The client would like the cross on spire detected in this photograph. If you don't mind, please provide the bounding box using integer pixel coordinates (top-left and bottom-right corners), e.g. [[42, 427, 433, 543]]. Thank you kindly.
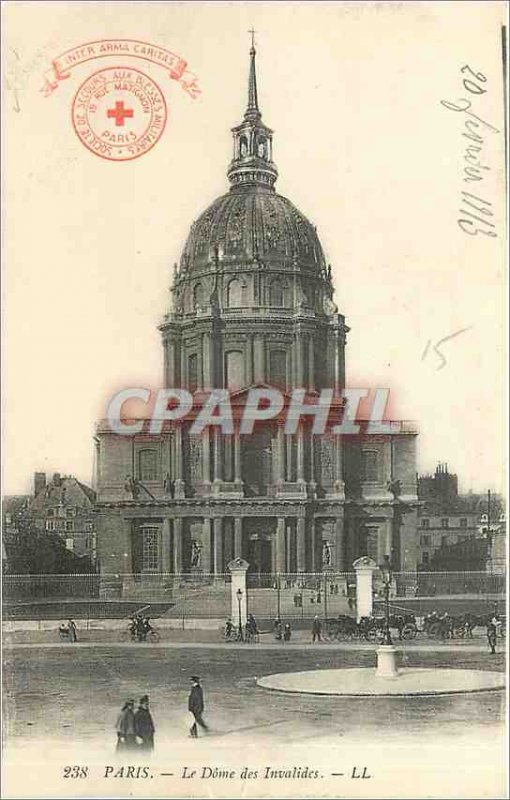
[[245, 30, 259, 118]]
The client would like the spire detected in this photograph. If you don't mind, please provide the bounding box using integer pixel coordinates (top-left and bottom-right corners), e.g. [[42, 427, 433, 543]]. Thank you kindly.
[[245, 29, 260, 120], [227, 36, 278, 191]]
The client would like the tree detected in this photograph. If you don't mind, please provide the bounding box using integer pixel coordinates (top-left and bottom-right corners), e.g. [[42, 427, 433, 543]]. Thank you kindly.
[[4, 510, 94, 574]]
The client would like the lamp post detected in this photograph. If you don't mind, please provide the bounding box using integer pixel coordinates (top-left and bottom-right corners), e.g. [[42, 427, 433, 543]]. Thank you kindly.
[[375, 554, 398, 678], [236, 588, 244, 641], [380, 555, 393, 646]]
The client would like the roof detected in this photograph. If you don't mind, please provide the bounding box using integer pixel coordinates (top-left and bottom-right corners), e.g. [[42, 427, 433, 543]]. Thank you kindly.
[[178, 188, 328, 280], [29, 476, 96, 512]]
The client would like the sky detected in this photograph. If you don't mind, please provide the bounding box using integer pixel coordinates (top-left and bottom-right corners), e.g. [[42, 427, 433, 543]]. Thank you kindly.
[[4, 1, 507, 497]]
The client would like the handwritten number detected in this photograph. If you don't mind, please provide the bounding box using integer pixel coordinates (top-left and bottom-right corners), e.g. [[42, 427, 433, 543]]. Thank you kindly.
[[422, 328, 472, 370], [461, 65, 487, 96], [461, 65, 487, 82], [463, 79, 487, 95]]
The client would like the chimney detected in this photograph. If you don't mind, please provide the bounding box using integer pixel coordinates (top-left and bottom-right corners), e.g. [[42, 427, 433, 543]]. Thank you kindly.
[[34, 472, 46, 497]]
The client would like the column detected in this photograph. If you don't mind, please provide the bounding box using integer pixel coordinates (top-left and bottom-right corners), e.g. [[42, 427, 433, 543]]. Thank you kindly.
[[297, 518, 306, 572], [213, 428, 222, 484], [180, 345, 187, 390], [334, 515, 345, 572], [202, 332, 213, 389], [285, 526, 292, 572], [297, 427, 305, 483], [295, 330, 304, 387], [234, 425, 242, 485], [234, 517, 243, 558], [310, 518, 316, 572], [201, 518, 212, 574], [333, 434, 345, 496], [174, 424, 185, 498], [308, 337, 315, 390], [213, 517, 223, 574], [276, 517, 286, 572], [254, 335, 265, 383], [166, 341, 176, 388], [161, 518, 171, 573], [202, 429, 211, 488], [173, 517, 183, 574], [277, 425, 285, 484]]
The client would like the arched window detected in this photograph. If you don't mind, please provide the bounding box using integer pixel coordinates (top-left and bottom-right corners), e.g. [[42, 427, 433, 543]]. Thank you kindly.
[[361, 450, 379, 483], [192, 283, 202, 309], [138, 449, 158, 482], [240, 136, 248, 157], [257, 137, 267, 159], [225, 350, 245, 389], [269, 349, 287, 388], [227, 278, 245, 307], [270, 280, 284, 307]]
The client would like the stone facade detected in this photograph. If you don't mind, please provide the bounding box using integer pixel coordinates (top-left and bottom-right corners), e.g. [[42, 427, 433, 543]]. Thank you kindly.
[[94, 45, 419, 587]]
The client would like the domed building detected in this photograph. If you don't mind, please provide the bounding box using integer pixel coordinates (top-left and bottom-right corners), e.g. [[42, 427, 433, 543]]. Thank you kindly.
[[94, 45, 419, 599]]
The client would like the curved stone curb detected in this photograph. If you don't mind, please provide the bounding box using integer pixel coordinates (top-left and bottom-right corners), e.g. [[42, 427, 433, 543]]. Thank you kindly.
[[257, 668, 506, 697]]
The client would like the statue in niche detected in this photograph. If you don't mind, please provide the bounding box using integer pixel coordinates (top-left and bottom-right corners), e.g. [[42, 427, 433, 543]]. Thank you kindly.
[[163, 473, 175, 498], [191, 540, 202, 568], [124, 475, 139, 500], [387, 478, 401, 497], [322, 541, 332, 567]]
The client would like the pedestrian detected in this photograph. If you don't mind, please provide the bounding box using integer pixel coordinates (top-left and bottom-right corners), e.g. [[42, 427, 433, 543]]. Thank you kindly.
[[487, 619, 497, 655], [283, 622, 292, 642], [311, 615, 322, 643], [134, 695, 155, 750], [115, 699, 136, 751], [188, 676, 208, 738], [67, 618, 77, 642]]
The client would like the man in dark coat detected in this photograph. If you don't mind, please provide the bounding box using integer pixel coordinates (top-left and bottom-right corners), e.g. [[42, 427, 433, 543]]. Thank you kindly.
[[67, 618, 77, 642], [487, 619, 497, 654], [115, 699, 136, 750], [134, 695, 155, 750], [311, 615, 322, 642], [188, 676, 208, 738]]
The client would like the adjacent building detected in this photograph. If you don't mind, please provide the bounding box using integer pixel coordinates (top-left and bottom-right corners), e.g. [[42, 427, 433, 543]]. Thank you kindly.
[[417, 464, 506, 573], [27, 472, 97, 559]]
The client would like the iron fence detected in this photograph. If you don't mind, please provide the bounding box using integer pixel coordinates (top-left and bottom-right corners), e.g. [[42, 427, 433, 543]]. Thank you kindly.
[[2, 569, 506, 623]]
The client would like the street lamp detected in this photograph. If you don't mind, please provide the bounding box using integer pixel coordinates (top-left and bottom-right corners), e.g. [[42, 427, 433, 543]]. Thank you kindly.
[[380, 555, 393, 646], [236, 588, 244, 641]]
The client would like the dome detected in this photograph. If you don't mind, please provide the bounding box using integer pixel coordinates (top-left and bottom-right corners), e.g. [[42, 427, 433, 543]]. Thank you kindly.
[[168, 43, 336, 318], [179, 187, 328, 278]]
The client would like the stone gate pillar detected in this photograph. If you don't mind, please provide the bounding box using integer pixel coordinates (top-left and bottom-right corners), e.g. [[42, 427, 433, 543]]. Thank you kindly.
[[353, 556, 378, 622], [228, 557, 249, 629]]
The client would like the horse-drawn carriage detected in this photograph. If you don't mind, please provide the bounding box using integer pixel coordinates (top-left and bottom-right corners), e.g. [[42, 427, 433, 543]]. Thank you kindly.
[[325, 613, 418, 642]]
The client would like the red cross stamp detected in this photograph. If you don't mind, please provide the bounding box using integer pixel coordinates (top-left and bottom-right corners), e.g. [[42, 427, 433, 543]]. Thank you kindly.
[[71, 66, 167, 161]]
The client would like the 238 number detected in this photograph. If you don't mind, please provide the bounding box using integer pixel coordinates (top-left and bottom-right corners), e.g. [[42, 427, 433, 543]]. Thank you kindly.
[[63, 766, 89, 779]]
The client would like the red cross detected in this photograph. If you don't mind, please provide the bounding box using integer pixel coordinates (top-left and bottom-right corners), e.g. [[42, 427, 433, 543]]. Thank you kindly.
[[107, 100, 134, 127]]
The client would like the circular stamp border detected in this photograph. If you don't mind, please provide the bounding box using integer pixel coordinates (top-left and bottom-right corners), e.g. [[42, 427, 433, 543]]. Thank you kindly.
[[71, 65, 168, 162]]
